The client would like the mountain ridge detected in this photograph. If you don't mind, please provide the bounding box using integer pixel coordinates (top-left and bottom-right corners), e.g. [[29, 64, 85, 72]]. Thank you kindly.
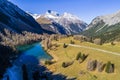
[[81, 10, 120, 42], [0, 0, 55, 34], [29, 10, 88, 35]]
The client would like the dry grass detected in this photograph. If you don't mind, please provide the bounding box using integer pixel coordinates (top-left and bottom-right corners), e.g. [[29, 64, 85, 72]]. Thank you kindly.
[[46, 37, 120, 80]]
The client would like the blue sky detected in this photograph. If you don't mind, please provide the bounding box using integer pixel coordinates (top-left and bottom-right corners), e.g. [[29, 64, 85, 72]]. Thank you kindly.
[[9, 0, 120, 23]]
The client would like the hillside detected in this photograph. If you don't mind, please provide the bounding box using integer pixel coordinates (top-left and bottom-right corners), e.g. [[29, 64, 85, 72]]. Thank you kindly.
[[81, 11, 120, 43], [0, 0, 54, 78], [0, 0, 55, 34]]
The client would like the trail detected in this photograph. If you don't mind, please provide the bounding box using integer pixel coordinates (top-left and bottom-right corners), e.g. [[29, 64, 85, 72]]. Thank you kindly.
[[58, 43, 120, 56]]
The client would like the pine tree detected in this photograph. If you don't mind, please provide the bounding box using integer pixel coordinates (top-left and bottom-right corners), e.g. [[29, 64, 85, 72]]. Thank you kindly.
[[76, 52, 81, 60], [63, 43, 67, 48], [105, 61, 114, 73]]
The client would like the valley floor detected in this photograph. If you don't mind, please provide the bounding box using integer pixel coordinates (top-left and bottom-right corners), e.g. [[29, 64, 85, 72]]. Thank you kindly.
[[45, 37, 120, 80]]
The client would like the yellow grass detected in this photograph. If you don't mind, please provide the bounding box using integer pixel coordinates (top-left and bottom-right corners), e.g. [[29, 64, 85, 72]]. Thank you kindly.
[[46, 37, 120, 80]]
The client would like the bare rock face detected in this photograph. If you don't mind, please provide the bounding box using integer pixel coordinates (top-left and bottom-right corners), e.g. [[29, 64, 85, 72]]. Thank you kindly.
[[87, 60, 97, 71]]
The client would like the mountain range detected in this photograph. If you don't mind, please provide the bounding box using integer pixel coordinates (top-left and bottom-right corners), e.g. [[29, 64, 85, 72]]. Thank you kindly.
[[0, 0, 55, 35], [81, 11, 120, 42], [1, 0, 120, 42], [29, 10, 88, 35]]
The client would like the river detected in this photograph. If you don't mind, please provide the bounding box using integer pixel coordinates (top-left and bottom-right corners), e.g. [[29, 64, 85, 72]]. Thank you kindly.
[[2, 43, 52, 80]]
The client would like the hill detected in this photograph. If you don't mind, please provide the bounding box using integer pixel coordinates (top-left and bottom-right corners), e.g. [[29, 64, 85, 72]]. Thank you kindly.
[[81, 11, 120, 43]]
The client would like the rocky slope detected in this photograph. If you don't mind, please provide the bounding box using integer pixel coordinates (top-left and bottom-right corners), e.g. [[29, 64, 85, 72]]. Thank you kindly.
[[0, 0, 53, 78], [81, 10, 120, 42], [0, 0, 53, 34], [30, 10, 88, 35]]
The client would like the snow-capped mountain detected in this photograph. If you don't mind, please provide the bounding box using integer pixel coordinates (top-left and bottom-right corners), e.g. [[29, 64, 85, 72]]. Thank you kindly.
[[0, 0, 53, 34], [97, 11, 120, 26], [31, 10, 88, 35], [81, 10, 120, 42], [27, 11, 41, 19]]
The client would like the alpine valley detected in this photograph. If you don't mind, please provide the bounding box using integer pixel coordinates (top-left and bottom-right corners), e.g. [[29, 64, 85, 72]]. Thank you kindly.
[[0, 0, 120, 80]]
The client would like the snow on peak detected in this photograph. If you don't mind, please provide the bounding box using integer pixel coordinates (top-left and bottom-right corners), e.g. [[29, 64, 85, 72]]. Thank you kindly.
[[32, 14, 41, 19], [98, 10, 120, 25], [29, 10, 86, 24], [26, 11, 41, 19], [62, 12, 80, 20]]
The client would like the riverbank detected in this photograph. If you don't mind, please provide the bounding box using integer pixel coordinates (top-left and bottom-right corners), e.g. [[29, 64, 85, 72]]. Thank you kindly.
[[41, 42, 58, 62]]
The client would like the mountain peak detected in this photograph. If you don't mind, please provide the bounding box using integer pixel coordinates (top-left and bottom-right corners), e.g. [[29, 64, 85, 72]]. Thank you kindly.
[[62, 12, 80, 20], [96, 10, 120, 26], [33, 10, 87, 34]]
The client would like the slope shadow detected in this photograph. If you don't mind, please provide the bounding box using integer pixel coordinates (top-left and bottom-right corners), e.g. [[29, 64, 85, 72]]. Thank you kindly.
[[1, 54, 76, 80]]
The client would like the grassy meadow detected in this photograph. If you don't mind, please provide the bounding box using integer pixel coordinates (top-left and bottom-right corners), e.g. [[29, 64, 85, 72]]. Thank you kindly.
[[45, 37, 120, 80]]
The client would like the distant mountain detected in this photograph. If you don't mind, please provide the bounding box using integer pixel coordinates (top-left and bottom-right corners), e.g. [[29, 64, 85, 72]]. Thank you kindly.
[[0, 0, 53, 34], [30, 10, 88, 35], [81, 11, 120, 42]]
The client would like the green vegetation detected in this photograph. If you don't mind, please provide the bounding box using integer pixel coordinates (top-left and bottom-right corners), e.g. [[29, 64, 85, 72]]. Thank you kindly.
[[76, 52, 81, 60], [70, 40, 75, 44], [63, 43, 68, 48], [76, 52, 88, 63], [45, 60, 55, 65], [81, 22, 120, 43], [105, 61, 114, 73], [62, 61, 74, 68]]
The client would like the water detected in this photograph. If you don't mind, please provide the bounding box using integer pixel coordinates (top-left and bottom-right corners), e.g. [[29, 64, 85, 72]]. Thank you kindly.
[[2, 43, 52, 80], [17, 43, 52, 60]]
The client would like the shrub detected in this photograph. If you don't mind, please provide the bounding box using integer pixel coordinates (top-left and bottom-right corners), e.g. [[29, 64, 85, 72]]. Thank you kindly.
[[76, 52, 88, 63], [76, 52, 81, 60], [111, 42, 115, 46], [105, 61, 114, 73], [80, 54, 88, 63], [63, 43, 68, 48], [62, 61, 74, 68], [70, 40, 75, 44], [45, 60, 55, 65]]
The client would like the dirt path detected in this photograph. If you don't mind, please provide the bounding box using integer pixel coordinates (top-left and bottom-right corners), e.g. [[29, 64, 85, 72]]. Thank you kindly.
[[58, 43, 120, 56]]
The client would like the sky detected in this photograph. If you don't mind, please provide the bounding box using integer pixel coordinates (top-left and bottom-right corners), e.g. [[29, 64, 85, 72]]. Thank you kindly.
[[9, 0, 120, 23]]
